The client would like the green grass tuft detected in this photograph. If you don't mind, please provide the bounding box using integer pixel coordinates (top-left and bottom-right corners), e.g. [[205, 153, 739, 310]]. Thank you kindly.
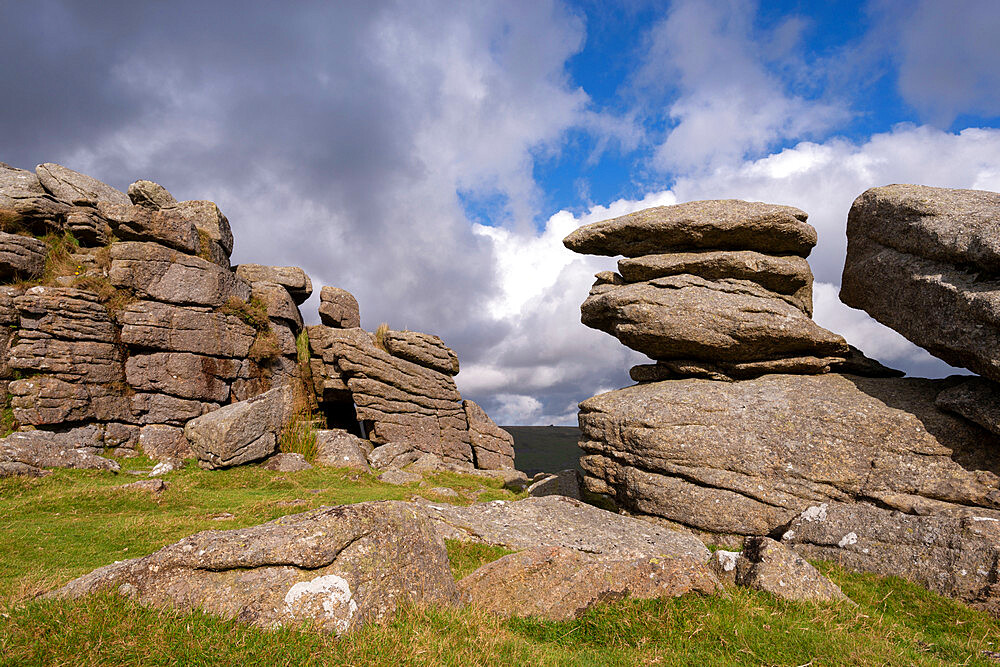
[[445, 540, 515, 580]]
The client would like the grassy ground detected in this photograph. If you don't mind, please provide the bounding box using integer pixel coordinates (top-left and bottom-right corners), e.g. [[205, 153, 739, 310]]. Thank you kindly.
[[3, 457, 1000, 666]]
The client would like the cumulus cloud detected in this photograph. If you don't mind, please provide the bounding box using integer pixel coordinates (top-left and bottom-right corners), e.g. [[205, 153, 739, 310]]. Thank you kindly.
[[876, 0, 1000, 125], [634, 0, 848, 173]]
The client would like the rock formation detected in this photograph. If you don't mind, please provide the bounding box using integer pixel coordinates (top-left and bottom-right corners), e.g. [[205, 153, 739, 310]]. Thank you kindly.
[[565, 200, 851, 382], [565, 194, 1000, 612], [0, 160, 513, 475]]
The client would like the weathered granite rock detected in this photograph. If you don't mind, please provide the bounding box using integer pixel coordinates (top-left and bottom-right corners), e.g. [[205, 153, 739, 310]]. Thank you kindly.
[[0, 426, 119, 471], [323, 327, 473, 464], [9, 376, 128, 425], [563, 200, 816, 258], [109, 242, 250, 306], [138, 425, 193, 460], [314, 430, 371, 471], [463, 400, 515, 470], [383, 331, 459, 375], [103, 204, 200, 255], [128, 393, 217, 426], [171, 200, 234, 264], [235, 265, 313, 305], [0, 461, 51, 478], [127, 180, 176, 209], [104, 423, 140, 450], [64, 209, 111, 245], [251, 281, 303, 330], [319, 286, 360, 328], [0, 232, 47, 279], [459, 545, 720, 620], [49, 501, 459, 635], [618, 250, 814, 314], [125, 352, 242, 402], [15, 287, 117, 342], [262, 452, 313, 472], [0, 163, 69, 232], [416, 495, 709, 561], [782, 501, 1000, 610], [936, 377, 1000, 436], [185, 386, 293, 469], [841, 184, 1000, 382], [527, 470, 582, 500], [149, 458, 183, 477], [630, 355, 844, 383], [367, 442, 420, 470], [9, 332, 124, 383], [120, 301, 255, 358], [35, 163, 130, 208], [582, 274, 848, 363], [829, 345, 905, 378], [736, 537, 848, 603], [0, 286, 22, 324], [579, 374, 1000, 537]]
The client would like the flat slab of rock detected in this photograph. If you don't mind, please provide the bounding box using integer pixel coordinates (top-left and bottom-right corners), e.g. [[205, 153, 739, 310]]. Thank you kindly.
[[459, 545, 720, 620], [185, 386, 293, 469], [842, 184, 1000, 382], [782, 501, 1000, 611], [125, 352, 241, 402], [581, 274, 847, 363], [35, 162, 131, 208], [0, 461, 51, 478], [563, 200, 816, 258], [382, 330, 459, 375], [109, 242, 249, 307], [416, 495, 709, 561], [0, 427, 119, 471], [49, 501, 458, 635], [235, 265, 312, 305], [579, 374, 1000, 536], [120, 301, 255, 358], [618, 250, 813, 314]]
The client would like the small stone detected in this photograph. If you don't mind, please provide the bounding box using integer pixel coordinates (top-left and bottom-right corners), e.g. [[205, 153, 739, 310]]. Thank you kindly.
[[127, 180, 177, 209], [319, 286, 360, 328], [120, 478, 168, 494], [262, 453, 313, 472], [149, 458, 184, 477]]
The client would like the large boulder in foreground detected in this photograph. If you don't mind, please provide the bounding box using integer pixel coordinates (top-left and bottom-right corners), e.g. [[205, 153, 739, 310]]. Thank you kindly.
[[185, 385, 294, 469], [782, 501, 1000, 612], [841, 184, 1000, 382], [416, 495, 709, 561], [578, 374, 1000, 537], [562, 199, 816, 257], [459, 545, 720, 621], [49, 501, 458, 635]]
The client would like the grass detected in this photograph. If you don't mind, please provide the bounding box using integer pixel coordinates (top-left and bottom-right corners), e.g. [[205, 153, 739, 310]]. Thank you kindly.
[[375, 322, 389, 351], [2, 460, 1000, 665], [278, 408, 320, 460]]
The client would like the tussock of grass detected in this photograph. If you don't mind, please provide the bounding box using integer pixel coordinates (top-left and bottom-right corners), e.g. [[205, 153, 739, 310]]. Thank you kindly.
[[295, 329, 311, 364], [278, 409, 319, 460], [220, 296, 270, 331], [40, 231, 81, 284], [445, 540, 515, 580], [374, 322, 389, 351]]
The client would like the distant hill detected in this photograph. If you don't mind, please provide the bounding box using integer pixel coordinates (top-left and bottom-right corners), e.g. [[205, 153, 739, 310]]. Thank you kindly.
[[500, 426, 581, 476]]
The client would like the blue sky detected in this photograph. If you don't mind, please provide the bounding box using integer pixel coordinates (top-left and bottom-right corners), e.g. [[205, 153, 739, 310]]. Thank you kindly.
[[3, 0, 1000, 424]]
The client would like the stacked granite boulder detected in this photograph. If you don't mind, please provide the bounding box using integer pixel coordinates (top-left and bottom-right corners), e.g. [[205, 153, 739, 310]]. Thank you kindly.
[[564, 199, 851, 381], [0, 160, 514, 476], [565, 196, 1000, 613], [306, 288, 515, 470]]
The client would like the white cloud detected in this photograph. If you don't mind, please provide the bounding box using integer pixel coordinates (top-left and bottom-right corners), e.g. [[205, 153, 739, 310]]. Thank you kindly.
[[636, 0, 848, 173], [882, 0, 1000, 124]]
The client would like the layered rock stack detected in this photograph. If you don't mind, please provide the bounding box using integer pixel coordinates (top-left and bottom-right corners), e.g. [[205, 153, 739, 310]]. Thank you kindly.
[[307, 291, 514, 470], [564, 200, 851, 381], [565, 196, 1000, 612], [0, 160, 514, 474]]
